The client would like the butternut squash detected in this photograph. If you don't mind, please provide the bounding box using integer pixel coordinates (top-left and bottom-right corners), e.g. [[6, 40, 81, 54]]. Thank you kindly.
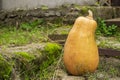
[[63, 10, 99, 75]]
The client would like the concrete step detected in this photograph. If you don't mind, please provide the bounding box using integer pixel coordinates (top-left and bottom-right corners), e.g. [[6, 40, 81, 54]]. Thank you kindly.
[[48, 34, 120, 57], [105, 18, 120, 26]]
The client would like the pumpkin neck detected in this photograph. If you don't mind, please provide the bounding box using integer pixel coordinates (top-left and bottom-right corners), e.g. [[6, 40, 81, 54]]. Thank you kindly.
[[86, 10, 93, 20]]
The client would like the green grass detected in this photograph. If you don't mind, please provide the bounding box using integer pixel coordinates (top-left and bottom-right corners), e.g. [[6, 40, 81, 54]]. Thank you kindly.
[[0, 18, 64, 46], [0, 17, 120, 47], [0, 55, 12, 79], [0, 28, 46, 46], [0, 25, 54, 46]]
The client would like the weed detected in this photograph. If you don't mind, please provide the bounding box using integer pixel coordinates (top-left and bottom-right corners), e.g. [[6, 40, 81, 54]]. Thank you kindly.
[[39, 43, 62, 79], [20, 19, 44, 31], [14, 52, 38, 79], [0, 54, 12, 80], [115, 32, 120, 42], [108, 66, 119, 77], [11, 43, 62, 80], [96, 18, 118, 36]]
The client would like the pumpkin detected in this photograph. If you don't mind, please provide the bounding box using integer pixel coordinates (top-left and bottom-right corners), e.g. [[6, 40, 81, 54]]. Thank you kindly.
[[63, 10, 99, 75]]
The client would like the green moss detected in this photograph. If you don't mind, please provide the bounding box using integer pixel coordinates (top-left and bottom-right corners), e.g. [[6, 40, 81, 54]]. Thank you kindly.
[[14, 52, 35, 62], [44, 42, 62, 55], [61, 30, 69, 35], [41, 5, 49, 10], [40, 43, 62, 79], [20, 19, 45, 31], [41, 42, 62, 67], [81, 6, 93, 15], [81, 6, 88, 13], [12, 43, 62, 80], [0, 55, 12, 79], [14, 52, 37, 79], [74, 4, 81, 10]]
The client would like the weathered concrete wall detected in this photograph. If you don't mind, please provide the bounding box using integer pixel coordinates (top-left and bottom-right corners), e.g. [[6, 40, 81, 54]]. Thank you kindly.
[[0, 0, 2, 10], [0, 6, 120, 26], [2, 0, 96, 11]]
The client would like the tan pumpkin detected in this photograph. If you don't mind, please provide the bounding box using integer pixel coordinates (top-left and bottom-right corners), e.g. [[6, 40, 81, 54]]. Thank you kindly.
[[63, 10, 99, 75]]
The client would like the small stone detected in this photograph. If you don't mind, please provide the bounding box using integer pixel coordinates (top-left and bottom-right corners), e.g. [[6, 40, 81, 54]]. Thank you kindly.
[[0, 12, 7, 20], [62, 76, 85, 80], [96, 72, 109, 79], [97, 73, 104, 79], [56, 12, 61, 16], [45, 11, 55, 17], [109, 77, 120, 80], [55, 69, 67, 78]]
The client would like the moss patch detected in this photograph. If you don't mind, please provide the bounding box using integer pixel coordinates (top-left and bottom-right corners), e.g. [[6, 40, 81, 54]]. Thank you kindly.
[[39, 42, 62, 79], [14, 52, 35, 62], [13, 52, 37, 79]]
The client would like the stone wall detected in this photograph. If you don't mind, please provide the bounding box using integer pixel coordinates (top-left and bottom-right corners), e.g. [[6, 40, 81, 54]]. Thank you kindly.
[[0, 0, 1, 9], [0, 6, 120, 27], [1, 0, 97, 11]]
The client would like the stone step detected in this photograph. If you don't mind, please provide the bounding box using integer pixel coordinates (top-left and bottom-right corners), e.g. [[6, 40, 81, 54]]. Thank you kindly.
[[105, 18, 120, 26], [48, 34, 120, 57], [0, 42, 62, 80], [99, 48, 120, 56]]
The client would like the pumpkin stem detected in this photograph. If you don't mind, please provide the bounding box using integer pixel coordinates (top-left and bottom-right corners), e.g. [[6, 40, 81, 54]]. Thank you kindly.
[[87, 10, 93, 19]]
